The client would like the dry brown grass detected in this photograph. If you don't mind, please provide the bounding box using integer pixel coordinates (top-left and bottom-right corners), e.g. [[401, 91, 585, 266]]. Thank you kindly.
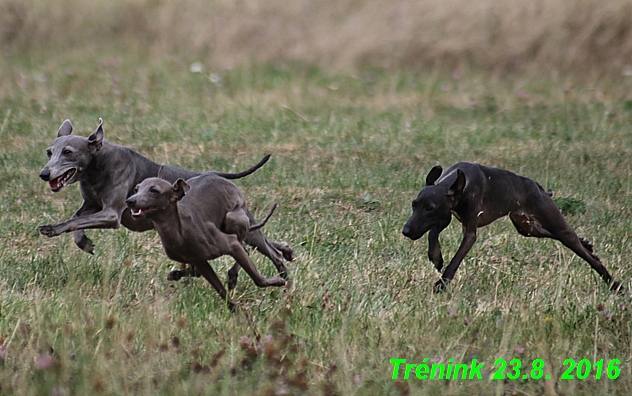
[[2, 0, 632, 78]]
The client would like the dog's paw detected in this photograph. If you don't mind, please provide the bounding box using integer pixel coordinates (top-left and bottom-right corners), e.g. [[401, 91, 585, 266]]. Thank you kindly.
[[168, 265, 200, 281], [432, 258, 444, 273], [77, 236, 95, 255], [275, 265, 289, 281], [167, 270, 184, 281], [579, 237, 594, 253], [227, 272, 239, 291], [433, 279, 449, 293], [39, 224, 60, 237], [268, 276, 288, 287], [278, 242, 294, 262], [610, 281, 625, 294]]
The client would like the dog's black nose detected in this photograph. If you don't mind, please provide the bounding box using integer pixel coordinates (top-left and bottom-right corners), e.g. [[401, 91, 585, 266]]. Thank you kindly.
[[402, 226, 411, 237], [125, 198, 135, 206], [39, 169, 50, 181]]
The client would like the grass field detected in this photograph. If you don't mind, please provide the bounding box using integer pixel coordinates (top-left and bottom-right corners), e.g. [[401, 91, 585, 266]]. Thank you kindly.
[[1, 4, 632, 392]]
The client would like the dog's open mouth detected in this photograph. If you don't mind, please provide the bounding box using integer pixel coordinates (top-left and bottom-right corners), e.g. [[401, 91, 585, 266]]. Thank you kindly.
[[130, 206, 158, 217], [49, 168, 76, 192]]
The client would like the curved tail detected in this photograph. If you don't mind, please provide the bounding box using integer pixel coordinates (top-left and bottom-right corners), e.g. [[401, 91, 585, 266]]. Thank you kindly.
[[213, 154, 271, 180], [249, 203, 278, 231]]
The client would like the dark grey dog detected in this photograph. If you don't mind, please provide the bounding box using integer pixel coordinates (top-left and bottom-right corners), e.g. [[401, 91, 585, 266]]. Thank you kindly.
[[38, 118, 292, 283], [125, 169, 286, 310], [403, 162, 621, 292]]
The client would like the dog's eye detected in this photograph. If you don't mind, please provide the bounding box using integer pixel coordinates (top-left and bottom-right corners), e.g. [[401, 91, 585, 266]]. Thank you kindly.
[[46, 149, 52, 158], [62, 149, 72, 155], [133, 186, 139, 193], [412, 201, 418, 210], [150, 188, 159, 194]]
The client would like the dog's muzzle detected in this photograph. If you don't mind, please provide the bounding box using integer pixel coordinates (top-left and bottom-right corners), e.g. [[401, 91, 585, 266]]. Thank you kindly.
[[42, 168, 77, 192], [39, 168, 50, 181], [402, 225, 415, 239]]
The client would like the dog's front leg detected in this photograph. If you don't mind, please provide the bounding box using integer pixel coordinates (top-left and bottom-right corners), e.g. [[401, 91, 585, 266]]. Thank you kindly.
[[189, 260, 236, 311], [40, 191, 127, 238], [73, 231, 94, 254], [434, 225, 477, 292], [71, 203, 100, 254], [427, 227, 444, 272], [39, 208, 121, 237]]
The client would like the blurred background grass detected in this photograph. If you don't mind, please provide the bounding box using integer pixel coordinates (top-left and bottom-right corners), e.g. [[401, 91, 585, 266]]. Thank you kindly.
[[1, 0, 632, 79]]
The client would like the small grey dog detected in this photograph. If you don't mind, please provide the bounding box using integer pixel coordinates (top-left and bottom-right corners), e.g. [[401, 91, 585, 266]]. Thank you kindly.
[[403, 162, 621, 292], [38, 118, 292, 284], [125, 168, 286, 309]]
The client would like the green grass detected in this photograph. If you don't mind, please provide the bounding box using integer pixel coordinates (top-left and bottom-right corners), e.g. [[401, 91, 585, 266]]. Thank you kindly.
[[1, 53, 632, 395]]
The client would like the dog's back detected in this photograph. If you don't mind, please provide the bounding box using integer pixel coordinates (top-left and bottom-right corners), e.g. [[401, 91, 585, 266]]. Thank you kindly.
[[179, 173, 248, 228], [442, 162, 552, 219]]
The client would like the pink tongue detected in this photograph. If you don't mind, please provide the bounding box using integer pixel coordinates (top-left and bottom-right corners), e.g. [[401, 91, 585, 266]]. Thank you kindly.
[[49, 178, 61, 190]]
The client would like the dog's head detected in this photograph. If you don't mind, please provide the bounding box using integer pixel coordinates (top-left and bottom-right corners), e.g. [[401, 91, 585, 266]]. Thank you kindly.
[[39, 118, 104, 192], [402, 165, 465, 240], [125, 166, 190, 218]]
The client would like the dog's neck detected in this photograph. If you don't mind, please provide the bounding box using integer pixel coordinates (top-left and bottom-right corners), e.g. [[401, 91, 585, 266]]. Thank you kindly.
[[151, 203, 186, 250], [81, 143, 116, 180]]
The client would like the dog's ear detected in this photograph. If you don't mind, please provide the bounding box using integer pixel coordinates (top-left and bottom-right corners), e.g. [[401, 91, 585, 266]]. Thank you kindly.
[[57, 119, 73, 137], [447, 169, 466, 196], [172, 179, 190, 201], [157, 165, 166, 180], [425, 165, 443, 186], [88, 118, 104, 154]]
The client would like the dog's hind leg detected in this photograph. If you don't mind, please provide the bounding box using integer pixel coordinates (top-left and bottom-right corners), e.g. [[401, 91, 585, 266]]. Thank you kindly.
[[245, 208, 293, 261], [225, 204, 280, 291], [267, 240, 294, 262], [224, 208, 252, 241], [227, 231, 291, 291], [509, 211, 556, 239], [226, 263, 241, 291], [553, 228, 619, 291], [553, 230, 619, 291], [166, 206, 252, 285], [244, 229, 290, 279], [222, 207, 255, 291], [510, 210, 620, 291], [226, 236, 287, 289]]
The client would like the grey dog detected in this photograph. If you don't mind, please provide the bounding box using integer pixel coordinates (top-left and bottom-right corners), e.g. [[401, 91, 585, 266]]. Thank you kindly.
[[403, 162, 621, 292], [39, 118, 292, 285], [125, 168, 286, 310]]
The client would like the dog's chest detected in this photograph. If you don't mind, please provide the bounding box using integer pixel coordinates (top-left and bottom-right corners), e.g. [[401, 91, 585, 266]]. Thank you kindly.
[[79, 182, 107, 207]]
